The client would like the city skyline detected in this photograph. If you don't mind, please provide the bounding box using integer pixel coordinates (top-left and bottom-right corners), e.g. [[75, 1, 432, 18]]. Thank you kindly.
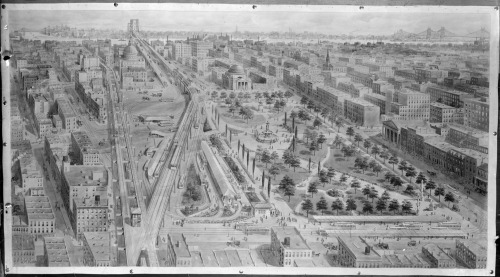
[[10, 10, 490, 36]]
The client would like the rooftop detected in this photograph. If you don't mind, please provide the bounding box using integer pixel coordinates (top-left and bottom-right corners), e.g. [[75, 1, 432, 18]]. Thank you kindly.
[[83, 232, 111, 262], [13, 234, 35, 251], [272, 226, 310, 250], [457, 240, 487, 257], [337, 236, 382, 261], [423, 243, 454, 261], [430, 102, 458, 109], [64, 165, 108, 187], [169, 233, 191, 258]]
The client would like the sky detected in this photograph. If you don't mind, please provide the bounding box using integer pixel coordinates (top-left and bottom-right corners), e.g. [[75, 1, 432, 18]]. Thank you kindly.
[[9, 10, 491, 36]]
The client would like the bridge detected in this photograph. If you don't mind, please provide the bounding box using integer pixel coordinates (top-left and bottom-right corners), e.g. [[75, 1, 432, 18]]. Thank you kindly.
[[392, 27, 490, 40]]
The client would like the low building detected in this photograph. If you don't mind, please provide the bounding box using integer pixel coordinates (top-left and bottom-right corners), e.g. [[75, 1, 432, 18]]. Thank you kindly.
[[463, 97, 489, 132], [82, 232, 112, 266], [13, 234, 36, 266], [25, 196, 55, 235], [337, 236, 382, 268], [344, 98, 380, 127], [429, 102, 462, 124], [19, 155, 43, 194], [270, 226, 312, 267], [421, 244, 456, 268], [166, 233, 192, 267], [71, 131, 100, 166], [72, 197, 109, 238], [44, 237, 71, 267], [455, 240, 487, 269], [56, 98, 78, 131]]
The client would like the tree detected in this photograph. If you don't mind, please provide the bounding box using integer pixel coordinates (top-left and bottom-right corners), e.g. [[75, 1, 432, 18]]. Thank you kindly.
[[303, 128, 312, 143], [301, 111, 312, 123], [388, 199, 400, 214], [405, 184, 415, 195], [335, 119, 344, 132], [313, 106, 321, 116], [229, 91, 236, 99], [381, 190, 391, 202], [274, 100, 283, 113], [321, 108, 330, 119], [282, 150, 293, 167], [379, 150, 390, 163], [220, 91, 227, 99], [355, 157, 369, 173], [371, 145, 380, 158], [425, 180, 436, 197], [301, 199, 314, 217], [362, 184, 371, 199], [290, 110, 298, 121], [228, 105, 236, 116], [354, 133, 363, 146], [368, 159, 378, 170], [225, 97, 233, 105], [211, 91, 218, 99], [384, 172, 395, 183], [346, 198, 357, 212], [240, 107, 254, 123], [350, 179, 361, 194], [362, 202, 373, 214], [310, 131, 318, 144], [444, 192, 456, 207], [388, 155, 399, 170], [277, 91, 284, 99], [285, 90, 293, 99], [416, 172, 427, 187], [373, 164, 383, 176], [331, 198, 344, 215], [271, 151, 279, 163], [369, 186, 378, 203], [317, 133, 326, 148], [235, 99, 242, 107], [254, 92, 262, 101], [237, 92, 244, 99], [261, 150, 271, 167], [401, 200, 413, 215], [346, 126, 355, 138], [340, 173, 348, 185], [263, 92, 270, 99], [313, 117, 322, 129], [290, 156, 301, 172], [307, 100, 315, 111], [308, 181, 319, 198], [327, 167, 336, 183], [279, 175, 294, 191], [398, 160, 408, 176], [309, 140, 318, 155], [434, 187, 445, 202], [316, 197, 328, 215], [269, 165, 280, 180], [319, 173, 329, 188], [363, 140, 372, 152], [328, 113, 336, 126], [391, 176, 403, 190], [333, 135, 343, 149], [405, 165, 417, 183], [284, 183, 296, 202], [300, 96, 308, 107], [376, 198, 387, 214]]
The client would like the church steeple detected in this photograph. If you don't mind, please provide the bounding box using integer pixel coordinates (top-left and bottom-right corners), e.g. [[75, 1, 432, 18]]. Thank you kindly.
[[326, 49, 330, 64]]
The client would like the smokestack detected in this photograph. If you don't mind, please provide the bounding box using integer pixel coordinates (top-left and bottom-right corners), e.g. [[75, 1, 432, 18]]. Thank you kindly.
[[365, 246, 371, 255]]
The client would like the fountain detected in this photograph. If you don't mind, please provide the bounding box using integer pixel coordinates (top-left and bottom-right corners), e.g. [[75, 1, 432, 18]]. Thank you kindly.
[[255, 121, 278, 143]]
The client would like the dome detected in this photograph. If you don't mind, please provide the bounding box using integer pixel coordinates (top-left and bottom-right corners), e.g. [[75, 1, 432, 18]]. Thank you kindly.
[[123, 41, 138, 60], [228, 64, 245, 75]]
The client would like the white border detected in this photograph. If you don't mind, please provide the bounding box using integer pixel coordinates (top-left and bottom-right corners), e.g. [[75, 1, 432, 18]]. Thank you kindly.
[[2, 3, 498, 276]]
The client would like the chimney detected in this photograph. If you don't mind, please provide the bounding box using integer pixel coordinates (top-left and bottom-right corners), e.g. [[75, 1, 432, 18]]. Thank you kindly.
[[175, 241, 180, 247], [95, 195, 100, 203], [365, 246, 371, 255], [283, 237, 290, 246]]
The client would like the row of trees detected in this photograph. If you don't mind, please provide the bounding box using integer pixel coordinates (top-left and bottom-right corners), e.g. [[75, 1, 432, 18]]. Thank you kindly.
[[354, 156, 383, 175], [301, 196, 349, 217], [227, 99, 255, 123]]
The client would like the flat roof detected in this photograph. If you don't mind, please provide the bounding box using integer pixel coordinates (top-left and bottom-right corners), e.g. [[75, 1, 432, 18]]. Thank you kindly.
[[272, 226, 310, 250], [83, 232, 111, 262], [64, 165, 108, 187], [13, 234, 35, 251], [457, 240, 487, 257], [169, 233, 191, 258], [313, 215, 446, 223], [423, 243, 454, 261], [337, 236, 382, 261]]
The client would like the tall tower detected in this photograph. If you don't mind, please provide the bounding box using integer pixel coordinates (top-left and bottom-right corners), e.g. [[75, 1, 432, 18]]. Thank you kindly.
[[128, 19, 140, 34]]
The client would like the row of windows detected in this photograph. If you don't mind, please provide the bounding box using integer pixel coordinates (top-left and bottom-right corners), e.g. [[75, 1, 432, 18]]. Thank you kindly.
[[30, 221, 54, 226], [284, 251, 311, 258]]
